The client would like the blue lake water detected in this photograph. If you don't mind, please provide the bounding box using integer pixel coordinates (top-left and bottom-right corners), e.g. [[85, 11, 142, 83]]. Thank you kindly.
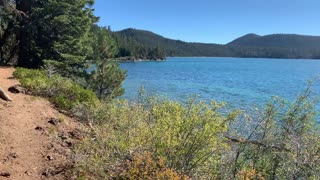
[[120, 57, 320, 110]]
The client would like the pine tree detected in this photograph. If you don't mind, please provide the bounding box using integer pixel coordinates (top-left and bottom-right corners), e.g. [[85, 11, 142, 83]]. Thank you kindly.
[[0, 0, 19, 65], [87, 25, 127, 100], [89, 25, 119, 61], [88, 62, 127, 100], [16, 0, 96, 78]]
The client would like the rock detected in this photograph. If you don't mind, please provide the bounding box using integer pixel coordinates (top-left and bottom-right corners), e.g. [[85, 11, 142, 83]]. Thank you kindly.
[[0, 87, 12, 101], [65, 140, 73, 147], [58, 133, 68, 140], [35, 126, 44, 131], [0, 171, 10, 177], [42, 165, 69, 177], [68, 129, 84, 140], [47, 143, 54, 150], [3, 152, 18, 163], [25, 170, 33, 176], [47, 155, 54, 161], [48, 118, 59, 126], [8, 85, 26, 94], [8, 152, 17, 159]]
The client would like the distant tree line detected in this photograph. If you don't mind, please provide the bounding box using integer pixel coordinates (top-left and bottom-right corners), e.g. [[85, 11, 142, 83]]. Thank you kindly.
[[113, 31, 166, 60], [113, 28, 320, 59]]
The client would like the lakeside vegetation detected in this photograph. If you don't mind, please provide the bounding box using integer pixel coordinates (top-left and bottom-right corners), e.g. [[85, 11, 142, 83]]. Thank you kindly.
[[13, 67, 320, 179], [1, 0, 320, 179]]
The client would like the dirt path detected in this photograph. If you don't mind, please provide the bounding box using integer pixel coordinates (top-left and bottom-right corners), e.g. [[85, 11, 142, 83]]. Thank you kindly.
[[0, 67, 81, 179]]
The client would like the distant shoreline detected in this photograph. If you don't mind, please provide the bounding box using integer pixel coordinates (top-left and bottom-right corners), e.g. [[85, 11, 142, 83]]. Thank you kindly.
[[167, 56, 320, 60], [117, 56, 166, 62]]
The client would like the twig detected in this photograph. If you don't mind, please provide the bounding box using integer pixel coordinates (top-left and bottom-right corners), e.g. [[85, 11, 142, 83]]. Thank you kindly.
[[225, 135, 290, 152]]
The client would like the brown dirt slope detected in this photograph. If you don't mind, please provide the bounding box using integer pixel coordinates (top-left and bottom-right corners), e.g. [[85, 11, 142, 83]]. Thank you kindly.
[[0, 67, 82, 180]]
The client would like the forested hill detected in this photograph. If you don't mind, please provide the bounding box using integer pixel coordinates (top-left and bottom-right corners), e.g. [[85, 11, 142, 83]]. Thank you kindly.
[[114, 28, 233, 58], [228, 34, 320, 49], [114, 28, 320, 59]]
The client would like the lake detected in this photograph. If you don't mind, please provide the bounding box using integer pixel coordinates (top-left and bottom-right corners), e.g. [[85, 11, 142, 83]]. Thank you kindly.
[[120, 57, 320, 110]]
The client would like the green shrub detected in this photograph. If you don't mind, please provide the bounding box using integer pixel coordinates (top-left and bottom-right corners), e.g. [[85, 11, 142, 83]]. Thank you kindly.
[[13, 68, 99, 110], [74, 86, 320, 179], [74, 97, 240, 179], [118, 151, 188, 180], [222, 86, 320, 179]]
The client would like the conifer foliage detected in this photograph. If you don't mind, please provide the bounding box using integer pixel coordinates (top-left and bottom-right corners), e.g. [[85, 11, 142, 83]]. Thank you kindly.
[[15, 0, 95, 76], [0, 0, 127, 99]]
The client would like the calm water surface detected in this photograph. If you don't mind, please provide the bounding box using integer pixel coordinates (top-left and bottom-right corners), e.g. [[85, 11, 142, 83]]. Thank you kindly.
[[120, 57, 320, 110]]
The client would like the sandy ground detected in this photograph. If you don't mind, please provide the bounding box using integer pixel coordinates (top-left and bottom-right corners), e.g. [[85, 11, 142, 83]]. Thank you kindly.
[[0, 67, 82, 179]]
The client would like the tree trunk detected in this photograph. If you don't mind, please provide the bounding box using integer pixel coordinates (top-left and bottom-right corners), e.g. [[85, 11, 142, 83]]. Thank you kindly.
[[0, 87, 12, 101], [0, 20, 14, 48], [16, 0, 33, 68]]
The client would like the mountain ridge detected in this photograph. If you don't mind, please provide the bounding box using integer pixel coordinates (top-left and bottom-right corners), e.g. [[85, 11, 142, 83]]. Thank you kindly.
[[114, 28, 320, 59], [228, 33, 320, 49]]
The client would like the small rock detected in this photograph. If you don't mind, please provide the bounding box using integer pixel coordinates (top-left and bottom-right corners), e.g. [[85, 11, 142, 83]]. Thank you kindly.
[[0, 171, 10, 177], [42, 167, 62, 177], [8, 85, 26, 94], [48, 118, 59, 126], [47, 143, 54, 150], [25, 170, 33, 176], [47, 155, 54, 161], [65, 140, 73, 147], [35, 126, 44, 131], [8, 152, 17, 159], [68, 130, 83, 140], [3, 152, 18, 163], [58, 133, 68, 140]]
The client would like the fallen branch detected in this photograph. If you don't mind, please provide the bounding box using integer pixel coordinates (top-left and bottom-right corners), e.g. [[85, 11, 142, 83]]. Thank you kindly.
[[225, 135, 290, 152], [0, 87, 12, 101]]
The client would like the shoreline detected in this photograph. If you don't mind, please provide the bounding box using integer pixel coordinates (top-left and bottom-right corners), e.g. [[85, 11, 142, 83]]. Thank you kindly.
[[116, 56, 166, 62]]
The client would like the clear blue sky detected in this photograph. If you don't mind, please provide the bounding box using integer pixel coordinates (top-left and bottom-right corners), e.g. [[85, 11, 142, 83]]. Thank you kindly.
[[93, 0, 319, 44]]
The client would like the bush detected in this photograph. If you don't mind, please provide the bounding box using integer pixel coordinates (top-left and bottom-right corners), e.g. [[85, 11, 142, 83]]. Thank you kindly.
[[13, 67, 99, 110], [74, 97, 240, 179], [74, 86, 320, 179], [118, 152, 187, 180], [222, 86, 320, 179]]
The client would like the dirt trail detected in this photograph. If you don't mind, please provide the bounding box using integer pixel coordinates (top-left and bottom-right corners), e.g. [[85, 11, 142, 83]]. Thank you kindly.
[[0, 67, 81, 179]]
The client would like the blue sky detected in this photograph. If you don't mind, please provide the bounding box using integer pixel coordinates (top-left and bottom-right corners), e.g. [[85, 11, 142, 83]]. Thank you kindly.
[[93, 0, 319, 44]]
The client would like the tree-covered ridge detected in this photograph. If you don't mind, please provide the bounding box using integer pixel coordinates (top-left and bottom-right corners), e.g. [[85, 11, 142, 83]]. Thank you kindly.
[[115, 28, 232, 58], [114, 28, 320, 59], [227, 33, 320, 59], [113, 28, 166, 60], [228, 33, 320, 49]]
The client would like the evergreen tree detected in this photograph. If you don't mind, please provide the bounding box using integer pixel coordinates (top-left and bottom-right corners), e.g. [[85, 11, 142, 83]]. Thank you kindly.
[[87, 25, 127, 100], [0, 0, 19, 65], [16, 0, 96, 78], [89, 25, 119, 61], [88, 62, 127, 100]]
